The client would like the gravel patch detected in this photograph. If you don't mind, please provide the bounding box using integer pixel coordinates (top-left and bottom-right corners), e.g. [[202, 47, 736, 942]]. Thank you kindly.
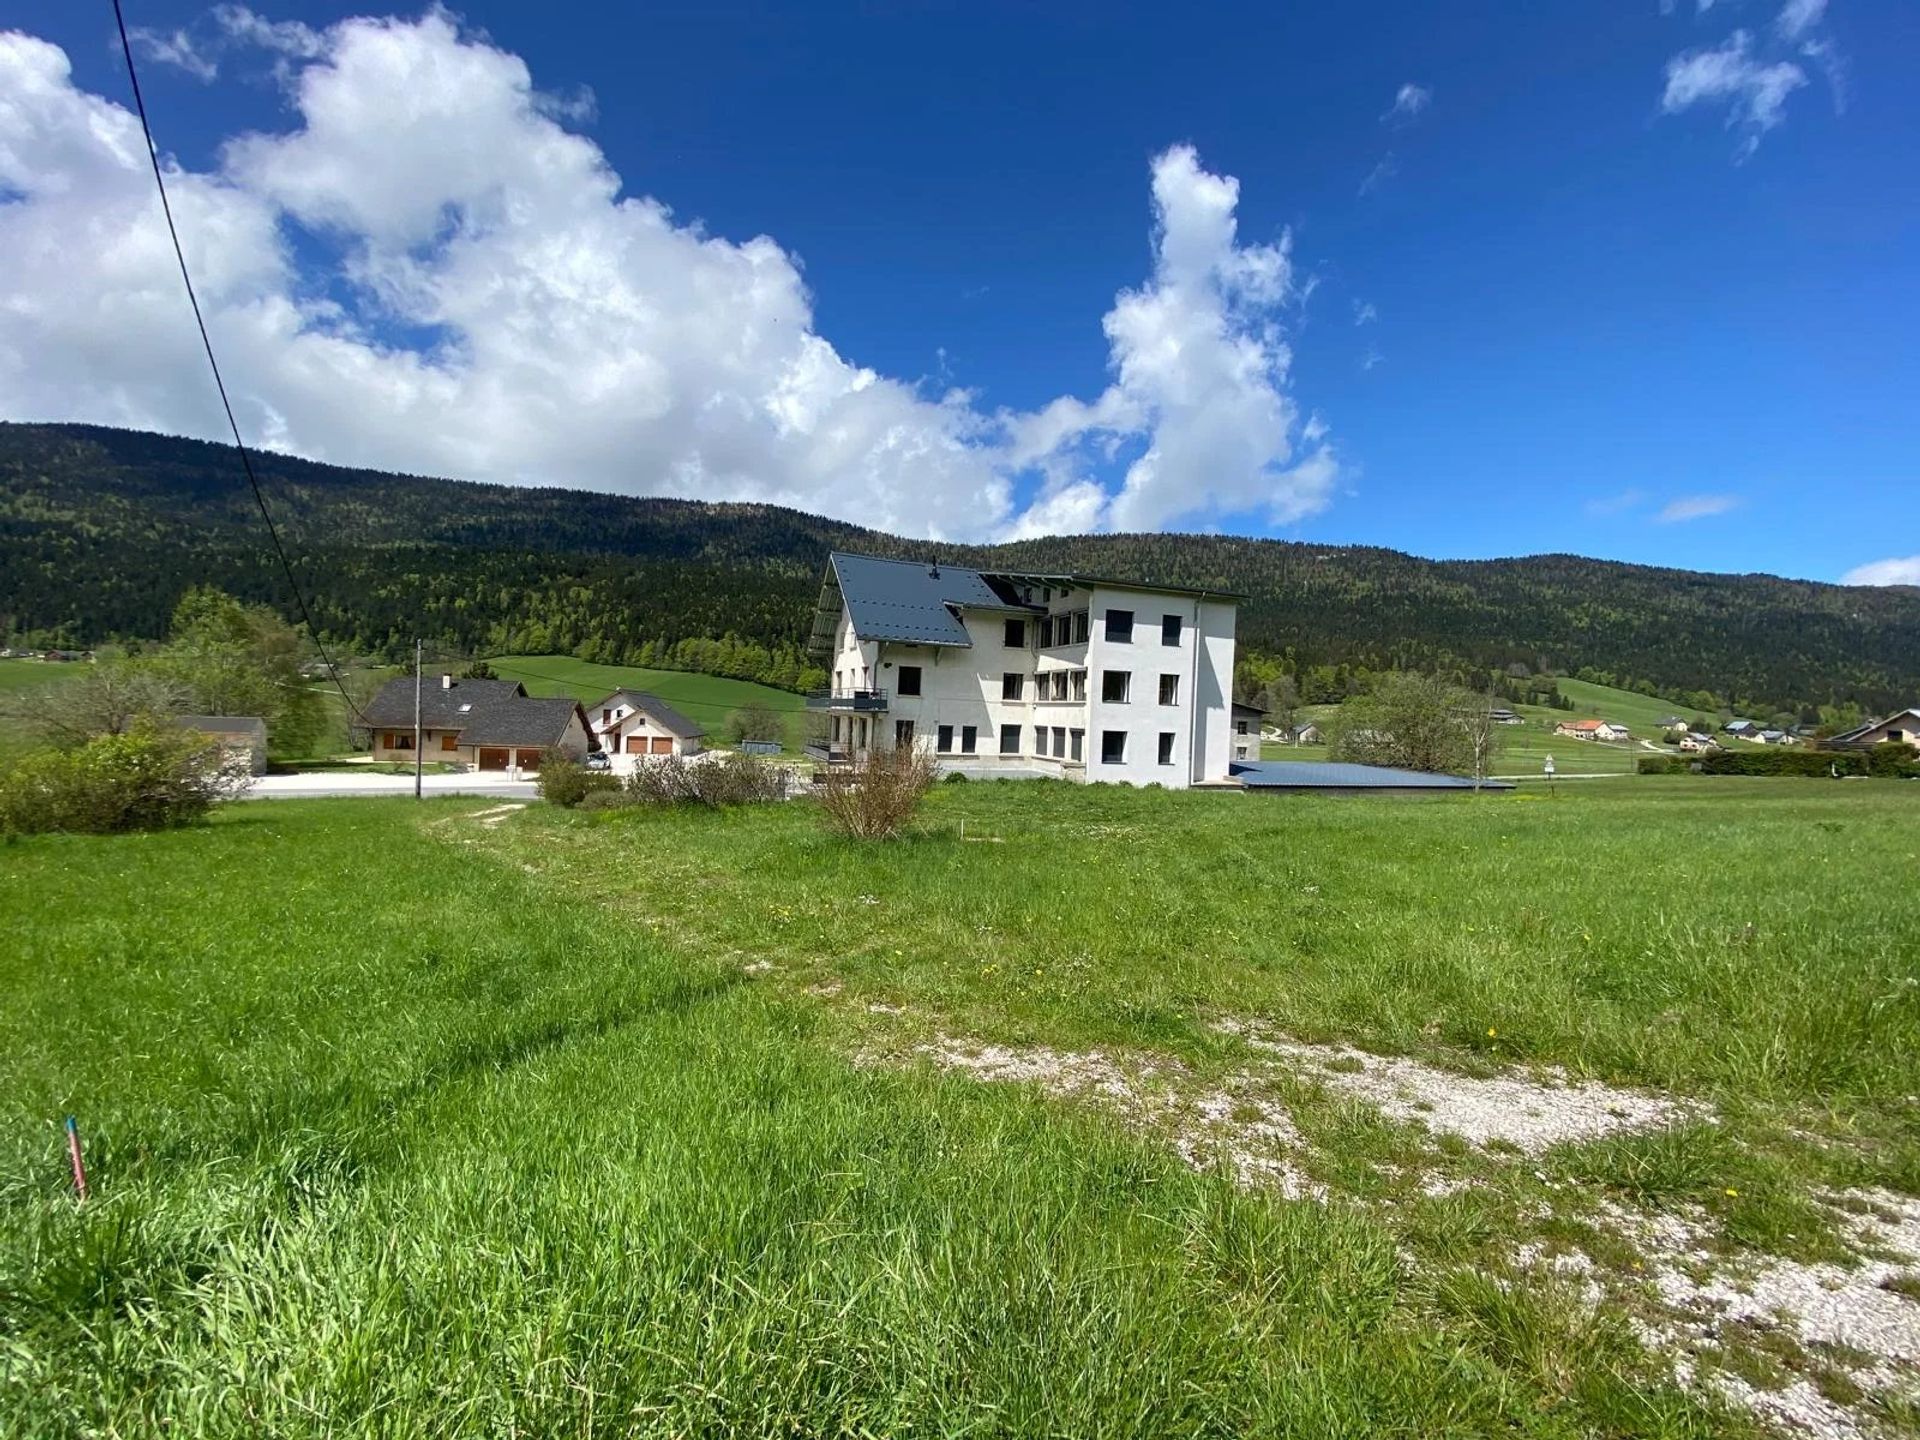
[[1215, 1017, 1696, 1153], [1557, 1192, 1920, 1438], [883, 1036, 1322, 1200]]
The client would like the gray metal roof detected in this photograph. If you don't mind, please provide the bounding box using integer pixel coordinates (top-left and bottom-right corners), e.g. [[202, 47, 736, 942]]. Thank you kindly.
[[589, 690, 706, 739], [360, 677, 585, 748], [1230, 760, 1514, 791], [823, 552, 1033, 649], [461, 697, 589, 748]]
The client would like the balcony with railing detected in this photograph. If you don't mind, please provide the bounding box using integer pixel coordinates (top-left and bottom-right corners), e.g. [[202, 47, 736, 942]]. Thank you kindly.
[[806, 687, 889, 712]]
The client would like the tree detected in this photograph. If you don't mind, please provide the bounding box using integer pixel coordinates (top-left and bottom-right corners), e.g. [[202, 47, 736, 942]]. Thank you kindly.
[[1327, 672, 1481, 775], [1458, 691, 1502, 787], [725, 700, 783, 745], [1259, 674, 1299, 735], [462, 659, 498, 680], [3, 659, 189, 747]]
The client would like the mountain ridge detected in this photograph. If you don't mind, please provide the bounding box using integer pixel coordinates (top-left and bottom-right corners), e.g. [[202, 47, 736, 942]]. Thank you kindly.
[[3, 421, 1916, 712]]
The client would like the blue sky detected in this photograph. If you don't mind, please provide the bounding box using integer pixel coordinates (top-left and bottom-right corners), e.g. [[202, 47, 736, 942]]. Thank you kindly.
[[3, 1, 1916, 583]]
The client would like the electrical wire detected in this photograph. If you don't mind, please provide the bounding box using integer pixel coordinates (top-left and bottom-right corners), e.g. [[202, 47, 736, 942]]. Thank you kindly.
[[111, 0, 367, 724]]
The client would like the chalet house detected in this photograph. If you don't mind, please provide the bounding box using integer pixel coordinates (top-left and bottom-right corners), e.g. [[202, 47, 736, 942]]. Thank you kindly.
[[1231, 702, 1265, 762], [1553, 719, 1630, 743], [806, 551, 1240, 788], [1832, 708, 1920, 749], [1723, 719, 1758, 738], [361, 675, 592, 772], [179, 715, 268, 775], [1489, 707, 1524, 726], [1286, 721, 1324, 746], [589, 690, 706, 772]]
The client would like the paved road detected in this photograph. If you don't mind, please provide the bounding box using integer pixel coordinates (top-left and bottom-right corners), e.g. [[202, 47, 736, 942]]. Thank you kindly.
[[244, 772, 541, 801]]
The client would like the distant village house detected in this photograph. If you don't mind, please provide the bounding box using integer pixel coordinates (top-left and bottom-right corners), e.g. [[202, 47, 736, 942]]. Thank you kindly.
[[1553, 718, 1630, 743], [1831, 708, 1920, 750], [589, 690, 706, 773]]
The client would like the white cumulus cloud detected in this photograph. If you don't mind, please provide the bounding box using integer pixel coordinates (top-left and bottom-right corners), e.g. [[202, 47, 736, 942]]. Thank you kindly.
[[1662, 31, 1807, 157], [1841, 556, 1920, 587], [0, 15, 1334, 543], [1004, 143, 1335, 533]]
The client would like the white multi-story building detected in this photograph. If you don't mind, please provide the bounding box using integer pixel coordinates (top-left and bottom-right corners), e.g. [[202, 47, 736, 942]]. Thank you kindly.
[[805, 551, 1241, 788]]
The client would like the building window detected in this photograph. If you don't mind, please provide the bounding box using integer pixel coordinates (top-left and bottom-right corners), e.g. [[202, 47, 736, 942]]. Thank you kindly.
[[895, 720, 915, 748], [1235, 719, 1250, 735], [1071, 670, 1087, 702], [602, 707, 612, 723], [937, 724, 953, 753], [1105, 609, 1134, 643], [440, 733, 458, 752], [1162, 614, 1182, 646], [1053, 671, 1069, 701], [1051, 726, 1066, 757], [897, 665, 922, 697], [1002, 672, 1024, 701], [1102, 670, 1131, 704], [1004, 618, 1026, 648], [1158, 732, 1176, 766], [961, 725, 977, 755], [1000, 723, 1020, 755], [1070, 728, 1085, 761], [1159, 674, 1179, 706], [1101, 730, 1127, 765], [1039, 616, 1055, 646], [1073, 611, 1089, 644]]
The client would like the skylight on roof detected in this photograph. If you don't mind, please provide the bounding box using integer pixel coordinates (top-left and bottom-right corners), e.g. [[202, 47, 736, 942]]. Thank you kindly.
[[459, 703, 472, 712]]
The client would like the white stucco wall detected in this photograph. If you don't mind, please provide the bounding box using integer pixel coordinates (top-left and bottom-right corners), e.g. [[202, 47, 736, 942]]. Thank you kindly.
[[823, 578, 1237, 789]]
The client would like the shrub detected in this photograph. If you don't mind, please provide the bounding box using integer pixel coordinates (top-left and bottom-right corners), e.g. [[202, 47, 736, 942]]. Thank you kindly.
[[538, 754, 618, 808], [724, 701, 783, 746], [620, 752, 791, 810], [817, 745, 939, 839], [1636, 756, 1691, 775], [0, 724, 249, 834]]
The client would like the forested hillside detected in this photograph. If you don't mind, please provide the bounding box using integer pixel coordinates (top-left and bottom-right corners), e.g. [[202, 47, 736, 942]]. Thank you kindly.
[[4, 422, 1917, 712]]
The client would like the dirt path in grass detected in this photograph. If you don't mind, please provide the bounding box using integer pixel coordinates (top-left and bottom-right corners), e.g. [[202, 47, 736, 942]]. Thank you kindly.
[[838, 995, 1920, 1440]]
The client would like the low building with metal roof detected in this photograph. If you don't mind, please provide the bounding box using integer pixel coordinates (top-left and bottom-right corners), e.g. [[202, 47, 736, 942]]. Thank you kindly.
[[1229, 760, 1514, 793]]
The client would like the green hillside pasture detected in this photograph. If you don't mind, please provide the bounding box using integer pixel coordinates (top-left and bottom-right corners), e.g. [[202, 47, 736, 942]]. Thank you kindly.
[[488, 653, 807, 750]]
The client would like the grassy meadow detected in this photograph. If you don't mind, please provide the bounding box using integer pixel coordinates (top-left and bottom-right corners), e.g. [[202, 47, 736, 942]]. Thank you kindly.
[[488, 653, 808, 750], [4, 779, 1918, 1436]]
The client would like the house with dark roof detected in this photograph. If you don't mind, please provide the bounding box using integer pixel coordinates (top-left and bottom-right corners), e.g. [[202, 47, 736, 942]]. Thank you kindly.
[[1831, 707, 1920, 749], [807, 551, 1242, 787], [588, 690, 706, 771], [359, 675, 593, 772]]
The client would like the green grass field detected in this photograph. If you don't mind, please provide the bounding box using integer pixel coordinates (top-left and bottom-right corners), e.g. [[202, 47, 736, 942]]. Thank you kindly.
[[488, 653, 808, 750], [5, 779, 1919, 1435]]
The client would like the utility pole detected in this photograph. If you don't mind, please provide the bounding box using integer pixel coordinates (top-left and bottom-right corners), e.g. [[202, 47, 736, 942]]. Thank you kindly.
[[413, 638, 423, 801]]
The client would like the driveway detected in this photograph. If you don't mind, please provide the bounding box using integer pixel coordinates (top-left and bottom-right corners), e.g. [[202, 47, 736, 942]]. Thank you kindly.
[[245, 771, 541, 801]]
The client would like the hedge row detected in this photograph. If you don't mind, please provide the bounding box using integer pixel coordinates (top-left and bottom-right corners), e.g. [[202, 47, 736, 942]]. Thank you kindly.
[[1638, 745, 1919, 778]]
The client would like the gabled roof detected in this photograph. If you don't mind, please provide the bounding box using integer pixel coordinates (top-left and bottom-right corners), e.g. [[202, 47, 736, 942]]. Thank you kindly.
[[461, 697, 590, 749], [1232, 701, 1267, 718], [361, 676, 527, 731], [812, 553, 1033, 653], [589, 690, 705, 738], [1831, 707, 1920, 744]]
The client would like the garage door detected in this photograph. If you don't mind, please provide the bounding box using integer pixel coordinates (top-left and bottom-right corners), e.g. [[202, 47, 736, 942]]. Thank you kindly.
[[626, 735, 647, 754], [514, 749, 544, 770], [650, 737, 673, 755], [478, 748, 509, 771]]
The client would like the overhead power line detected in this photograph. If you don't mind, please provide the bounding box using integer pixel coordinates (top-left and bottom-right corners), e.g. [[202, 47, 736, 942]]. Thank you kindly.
[[110, 0, 365, 724]]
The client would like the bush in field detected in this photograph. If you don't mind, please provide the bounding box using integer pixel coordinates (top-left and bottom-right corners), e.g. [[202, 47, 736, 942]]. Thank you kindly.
[[817, 745, 939, 839], [537, 754, 618, 808], [724, 700, 783, 745], [0, 724, 249, 834], [588, 752, 792, 811]]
